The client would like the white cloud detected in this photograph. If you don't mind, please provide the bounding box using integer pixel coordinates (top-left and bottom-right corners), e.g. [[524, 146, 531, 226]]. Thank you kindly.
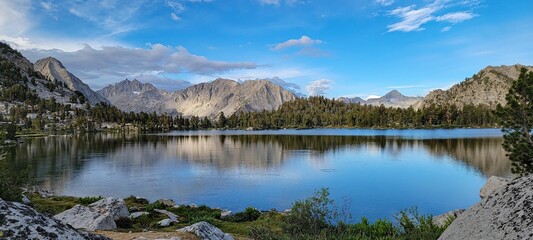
[[376, 0, 394, 7], [40, 1, 57, 11], [171, 13, 181, 21], [273, 36, 323, 51], [23, 43, 257, 77], [387, 1, 479, 32], [259, 0, 280, 5], [365, 95, 381, 100], [436, 12, 476, 23], [263, 77, 304, 96], [306, 79, 332, 96], [0, 0, 32, 36], [387, 5, 436, 32], [441, 26, 451, 32]]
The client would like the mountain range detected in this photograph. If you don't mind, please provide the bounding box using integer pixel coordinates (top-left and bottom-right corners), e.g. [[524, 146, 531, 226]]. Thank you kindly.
[[2, 42, 532, 118], [339, 90, 423, 108], [97, 78, 297, 118]]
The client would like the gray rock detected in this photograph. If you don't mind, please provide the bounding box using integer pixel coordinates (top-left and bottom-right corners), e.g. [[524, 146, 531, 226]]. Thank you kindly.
[[21, 194, 31, 204], [158, 219, 172, 227], [54, 205, 117, 231], [220, 210, 232, 219], [432, 209, 465, 227], [178, 221, 233, 240], [54, 197, 129, 231], [154, 209, 179, 222], [0, 198, 110, 239], [480, 176, 509, 199], [158, 199, 177, 207], [89, 197, 130, 220], [130, 211, 149, 219], [439, 175, 533, 240]]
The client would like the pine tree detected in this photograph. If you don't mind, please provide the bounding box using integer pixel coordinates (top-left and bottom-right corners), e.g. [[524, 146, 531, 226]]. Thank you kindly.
[[496, 68, 533, 175]]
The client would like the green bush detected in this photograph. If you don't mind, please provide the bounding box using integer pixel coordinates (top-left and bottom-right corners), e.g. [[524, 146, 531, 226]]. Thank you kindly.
[[78, 196, 103, 205], [396, 207, 445, 240], [229, 206, 261, 222], [283, 188, 336, 236]]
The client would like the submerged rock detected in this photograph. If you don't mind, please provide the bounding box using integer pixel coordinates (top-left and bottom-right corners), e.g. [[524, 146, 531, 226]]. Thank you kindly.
[[177, 221, 234, 240], [0, 198, 110, 239], [439, 175, 533, 240], [479, 176, 509, 199], [54, 197, 129, 231]]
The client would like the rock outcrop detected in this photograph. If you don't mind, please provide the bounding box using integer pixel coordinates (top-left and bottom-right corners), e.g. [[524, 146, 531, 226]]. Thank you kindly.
[[177, 221, 234, 240], [34, 57, 109, 105], [432, 209, 465, 227], [0, 198, 110, 239], [54, 197, 129, 231], [420, 64, 533, 109], [98, 78, 297, 117], [438, 175, 533, 240], [479, 176, 509, 199]]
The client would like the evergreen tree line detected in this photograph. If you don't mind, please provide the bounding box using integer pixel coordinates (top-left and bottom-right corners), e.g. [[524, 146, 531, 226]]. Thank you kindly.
[[223, 96, 497, 129]]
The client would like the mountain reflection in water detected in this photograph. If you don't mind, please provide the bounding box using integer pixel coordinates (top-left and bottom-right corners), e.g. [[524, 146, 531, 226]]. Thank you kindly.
[[6, 130, 511, 221]]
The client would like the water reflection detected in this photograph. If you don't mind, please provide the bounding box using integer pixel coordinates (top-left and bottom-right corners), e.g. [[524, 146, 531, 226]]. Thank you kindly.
[[11, 133, 511, 194]]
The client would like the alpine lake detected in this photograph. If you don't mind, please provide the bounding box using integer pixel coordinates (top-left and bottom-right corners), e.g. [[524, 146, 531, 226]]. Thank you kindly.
[[8, 128, 511, 221]]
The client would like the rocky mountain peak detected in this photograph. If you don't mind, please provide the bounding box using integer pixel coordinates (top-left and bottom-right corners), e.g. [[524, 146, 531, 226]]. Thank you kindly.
[[34, 56, 109, 105]]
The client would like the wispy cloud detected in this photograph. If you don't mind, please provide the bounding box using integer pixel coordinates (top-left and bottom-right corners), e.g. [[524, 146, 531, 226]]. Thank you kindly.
[[258, 0, 304, 6], [376, 0, 394, 7], [0, 0, 32, 36], [259, 0, 280, 5], [436, 12, 476, 23], [306, 79, 332, 96], [387, 0, 479, 32], [273, 36, 323, 50]]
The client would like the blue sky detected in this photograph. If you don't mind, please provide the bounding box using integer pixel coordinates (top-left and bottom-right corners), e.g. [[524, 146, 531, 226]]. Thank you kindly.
[[1, 0, 532, 98]]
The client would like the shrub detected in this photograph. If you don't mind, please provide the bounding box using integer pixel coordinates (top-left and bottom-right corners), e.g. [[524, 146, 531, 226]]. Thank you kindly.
[[78, 196, 103, 205], [229, 206, 261, 222], [283, 188, 337, 236], [396, 207, 445, 240]]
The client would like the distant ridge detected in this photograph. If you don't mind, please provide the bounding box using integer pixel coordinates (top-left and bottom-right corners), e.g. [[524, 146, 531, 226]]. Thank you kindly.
[[339, 90, 422, 108]]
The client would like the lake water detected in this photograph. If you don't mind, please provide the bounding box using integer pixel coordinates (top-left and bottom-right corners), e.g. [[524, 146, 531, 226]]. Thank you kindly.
[[9, 129, 511, 221]]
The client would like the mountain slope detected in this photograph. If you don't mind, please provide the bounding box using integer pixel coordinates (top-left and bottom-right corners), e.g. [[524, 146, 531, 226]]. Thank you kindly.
[[339, 90, 422, 108], [97, 79, 174, 114], [420, 64, 533, 109], [0, 42, 81, 107], [34, 57, 109, 105], [99, 78, 297, 117]]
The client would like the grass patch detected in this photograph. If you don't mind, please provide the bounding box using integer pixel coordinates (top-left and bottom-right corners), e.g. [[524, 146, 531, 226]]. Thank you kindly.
[[29, 194, 79, 215]]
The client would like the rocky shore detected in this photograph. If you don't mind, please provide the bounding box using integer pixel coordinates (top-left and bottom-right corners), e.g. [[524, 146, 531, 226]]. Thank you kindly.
[[2, 175, 532, 240]]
